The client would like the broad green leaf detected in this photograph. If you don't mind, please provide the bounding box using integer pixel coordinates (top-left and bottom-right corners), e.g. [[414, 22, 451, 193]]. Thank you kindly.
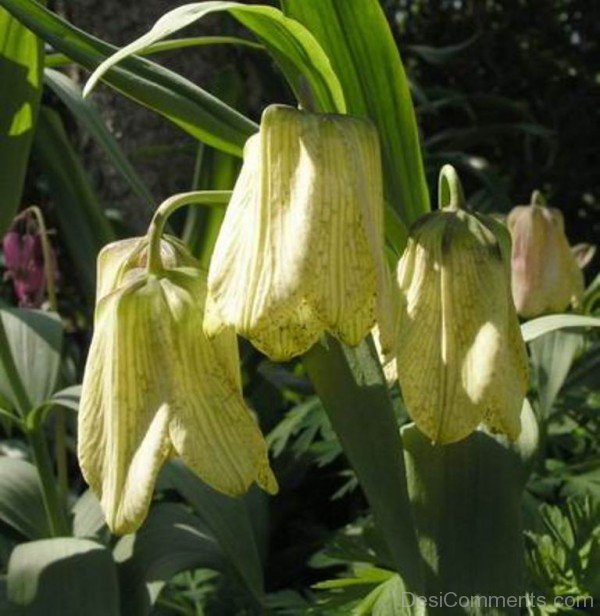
[[303, 337, 423, 593], [282, 0, 430, 225], [0, 458, 49, 539], [43, 68, 154, 210], [0, 308, 62, 411], [84, 2, 345, 114], [0, 7, 43, 236], [530, 330, 584, 418], [0, 0, 256, 156], [113, 503, 223, 616], [33, 106, 114, 300], [71, 489, 106, 540], [161, 460, 265, 601], [7, 537, 120, 616], [402, 425, 525, 602], [521, 314, 600, 342]]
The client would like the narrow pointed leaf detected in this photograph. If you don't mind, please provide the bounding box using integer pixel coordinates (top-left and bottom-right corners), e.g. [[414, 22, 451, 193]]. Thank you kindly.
[[43, 68, 153, 209], [0, 0, 256, 155], [33, 106, 114, 299], [521, 314, 600, 342], [282, 0, 429, 224], [84, 2, 345, 114]]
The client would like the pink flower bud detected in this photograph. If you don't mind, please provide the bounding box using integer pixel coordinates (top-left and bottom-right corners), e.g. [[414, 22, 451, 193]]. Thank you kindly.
[[507, 193, 583, 318]]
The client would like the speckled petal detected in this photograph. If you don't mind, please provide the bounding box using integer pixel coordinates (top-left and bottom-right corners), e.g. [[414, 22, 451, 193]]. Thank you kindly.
[[164, 270, 277, 495], [78, 279, 173, 534]]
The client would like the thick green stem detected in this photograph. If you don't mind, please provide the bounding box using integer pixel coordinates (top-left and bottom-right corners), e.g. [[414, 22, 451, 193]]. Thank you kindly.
[[27, 424, 69, 536], [146, 190, 231, 275], [403, 426, 526, 612], [303, 336, 424, 593]]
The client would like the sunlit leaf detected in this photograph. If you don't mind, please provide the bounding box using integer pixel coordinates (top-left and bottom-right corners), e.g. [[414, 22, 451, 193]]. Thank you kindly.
[[282, 0, 429, 225], [0, 7, 43, 236], [521, 314, 600, 342], [0, 0, 257, 156], [7, 537, 119, 616], [84, 2, 345, 114]]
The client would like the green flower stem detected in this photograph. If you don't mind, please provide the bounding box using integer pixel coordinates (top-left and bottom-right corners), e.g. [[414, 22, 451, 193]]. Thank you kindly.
[[23, 205, 57, 311], [303, 336, 424, 593], [27, 423, 70, 536], [23, 206, 69, 504], [0, 315, 68, 536], [146, 190, 231, 275], [438, 164, 466, 211]]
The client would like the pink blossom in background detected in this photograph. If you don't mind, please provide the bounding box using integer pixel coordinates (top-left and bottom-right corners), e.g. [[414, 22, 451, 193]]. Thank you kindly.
[[2, 217, 52, 308]]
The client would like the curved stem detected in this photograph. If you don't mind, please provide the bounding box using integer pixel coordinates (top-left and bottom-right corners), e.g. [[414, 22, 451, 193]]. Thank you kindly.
[[438, 164, 466, 211], [530, 189, 547, 207], [146, 191, 231, 275], [23, 205, 57, 312]]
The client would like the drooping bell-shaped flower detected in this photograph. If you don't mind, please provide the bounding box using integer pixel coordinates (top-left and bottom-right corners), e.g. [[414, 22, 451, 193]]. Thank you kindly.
[[394, 166, 528, 444], [507, 191, 584, 318], [79, 233, 277, 534], [2, 211, 54, 308], [205, 105, 394, 361]]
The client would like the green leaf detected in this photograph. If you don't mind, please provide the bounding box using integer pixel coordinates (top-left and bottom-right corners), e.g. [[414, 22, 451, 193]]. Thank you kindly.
[[0, 458, 49, 539], [402, 425, 525, 602], [282, 0, 430, 225], [113, 502, 223, 616], [49, 384, 81, 413], [71, 489, 106, 540], [530, 330, 585, 418], [0, 7, 43, 236], [33, 106, 115, 300], [83, 1, 345, 115], [43, 68, 154, 210], [7, 537, 120, 616], [0, 308, 62, 411], [303, 337, 423, 593], [45, 36, 264, 67], [160, 460, 265, 601], [0, 0, 256, 156], [521, 314, 600, 342]]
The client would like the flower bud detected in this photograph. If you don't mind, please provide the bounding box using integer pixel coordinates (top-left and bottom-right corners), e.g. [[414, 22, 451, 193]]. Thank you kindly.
[[79, 237, 277, 534], [205, 105, 394, 361], [394, 166, 528, 444], [507, 192, 584, 318]]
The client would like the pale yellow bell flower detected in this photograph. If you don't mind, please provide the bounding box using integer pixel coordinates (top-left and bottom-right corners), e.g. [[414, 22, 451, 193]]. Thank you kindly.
[[205, 105, 394, 361], [394, 166, 529, 444], [507, 192, 584, 318], [79, 236, 277, 534]]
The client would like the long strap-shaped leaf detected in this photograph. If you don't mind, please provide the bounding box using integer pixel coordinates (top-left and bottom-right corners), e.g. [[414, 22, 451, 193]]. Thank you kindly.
[[0, 7, 43, 236], [44, 68, 154, 211], [0, 0, 256, 156], [282, 0, 430, 226], [33, 107, 115, 300], [83, 2, 345, 114]]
